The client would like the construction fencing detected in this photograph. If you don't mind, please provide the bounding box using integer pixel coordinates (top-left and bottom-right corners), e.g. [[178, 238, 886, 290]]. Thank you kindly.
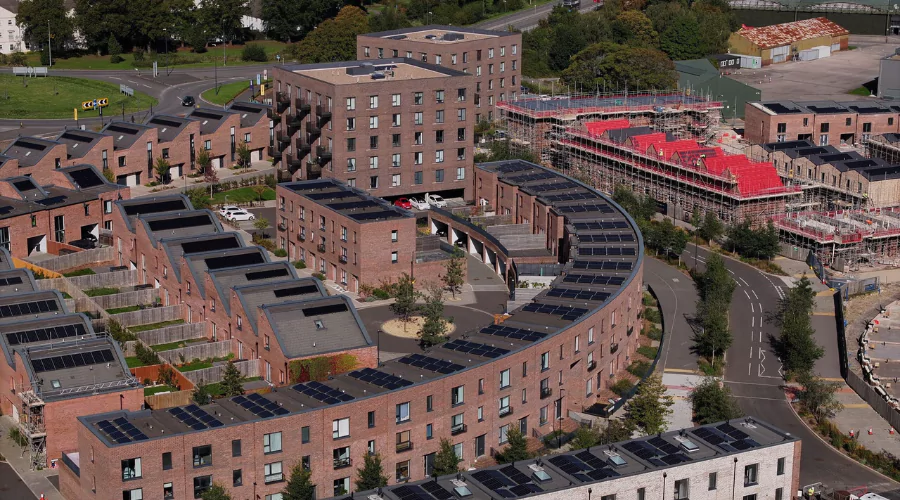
[[847, 370, 900, 430], [181, 359, 260, 385], [157, 340, 232, 365], [136, 322, 204, 346], [112, 305, 182, 327], [34, 247, 116, 272]]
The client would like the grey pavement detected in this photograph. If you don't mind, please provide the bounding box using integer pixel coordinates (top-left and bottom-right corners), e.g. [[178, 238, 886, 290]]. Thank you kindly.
[[0, 417, 55, 500]]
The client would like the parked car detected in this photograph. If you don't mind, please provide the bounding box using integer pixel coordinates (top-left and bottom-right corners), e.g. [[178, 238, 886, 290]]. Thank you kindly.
[[181, 96, 196, 107], [226, 210, 256, 221], [394, 198, 412, 209], [425, 193, 447, 208], [219, 205, 241, 217], [409, 198, 430, 210]]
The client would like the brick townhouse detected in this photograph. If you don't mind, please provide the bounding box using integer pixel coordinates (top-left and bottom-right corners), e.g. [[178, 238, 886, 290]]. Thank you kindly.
[[744, 99, 900, 146], [144, 115, 203, 179], [187, 107, 243, 170], [100, 121, 160, 187], [1, 136, 67, 178], [0, 259, 142, 469], [272, 58, 474, 200], [58, 159, 650, 500], [358, 26, 523, 123], [229, 101, 274, 162], [275, 178, 417, 292]]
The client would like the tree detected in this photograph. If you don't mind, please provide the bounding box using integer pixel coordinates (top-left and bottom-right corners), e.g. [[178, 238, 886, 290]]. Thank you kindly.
[[775, 276, 823, 378], [725, 219, 780, 260], [601, 418, 635, 443], [419, 283, 448, 347], [368, 1, 412, 32], [288, 6, 370, 63], [200, 483, 232, 500], [699, 210, 724, 242], [627, 374, 674, 435], [612, 10, 658, 47], [17, 0, 73, 54], [798, 373, 844, 424], [692, 253, 735, 359], [355, 452, 389, 490], [441, 248, 465, 299], [547, 9, 587, 71], [102, 167, 116, 183], [562, 42, 677, 96], [432, 438, 461, 476], [570, 425, 601, 450], [391, 273, 419, 329], [107, 34, 123, 62], [253, 218, 270, 236], [659, 11, 703, 60], [154, 156, 171, 184], [251, 184, 268, 202], [282, 462, 316, 500], [186, 187, 212, 210], [262, 0, 343, 42], [197, 148, 212, 173], [191, 381, 211, 405], [688, 377, 743, 424], [475, 138, 538, 164], [197, 0, 248, 45], [220, 359, 244, 397], [497, 428, 531, 463], [236, 141, 252, 168]]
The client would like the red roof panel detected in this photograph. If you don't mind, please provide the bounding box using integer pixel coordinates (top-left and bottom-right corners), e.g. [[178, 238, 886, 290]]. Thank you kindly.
[[584, 119, 631, 138], [735, 17, 848, 50]]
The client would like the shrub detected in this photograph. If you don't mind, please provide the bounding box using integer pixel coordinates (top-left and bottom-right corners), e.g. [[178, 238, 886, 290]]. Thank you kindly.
[[135, 342, 161, 366], [646, 327, 662, 341], [627, 361, 651, 378], [373, 289, 390, 300], [610, 379, 634, 396], [133, 49, 145, 62], [312, 272, 326, 281], [110, 54, 125, 64], [637, 345, 659, 359], [289, 353, 358, 382], [241, 44, 268, 62], [643, 308, 662, 324], [293, 260, 306, 269], [8, 427, 28, 447], [273, 248, 287, 257]]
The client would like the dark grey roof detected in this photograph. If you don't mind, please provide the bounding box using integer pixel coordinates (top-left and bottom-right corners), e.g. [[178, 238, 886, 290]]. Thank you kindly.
[[138, 209, 222, 247], [115, 194, 193, 233], [228, 101, 270, 128], [208, 262, 297, 316], [183, 247, 269, 299], [605, 126, 659, 144], [3, 137, 62, 167], [782, 144, 839, 159], [187, 108, 238, 135], [0, 313, 92, 368], [233, 278, 326, 335], [262, 295, 371, 358], [59, 164, 120, 192], [0, 290, 66, 326], [283, 178, 414, 223], [56, 129, 107, 159], [144, 114, 197, 143], [159, 233, 245, 283], [760, 139, 816, 152], [361, 24, 519, 39], [0, 248, 13, 271], [100, 121, 154, 150], [0, 268, 36, 295]]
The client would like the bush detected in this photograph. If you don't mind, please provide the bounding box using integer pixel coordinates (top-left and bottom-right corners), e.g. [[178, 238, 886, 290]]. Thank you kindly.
[[312, 272, 326, 281], [637, 345, 659, 359], [241, 44, 268, 62], [109, 54, 125, 63], [627, 361, 651, 378], [273, 248, 287, 257], [373, 289, 390, 300], [643, 308, 661, 324], [133, 49, 145, 62], [646, 326, 662, 341], [293, 260, 306, 269], [610, 379, 635, 396]]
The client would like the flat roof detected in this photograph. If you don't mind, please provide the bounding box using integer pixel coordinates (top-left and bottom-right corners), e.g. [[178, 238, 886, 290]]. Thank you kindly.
[[502, 93, 713, 114], [0, 290, 65, 324], [283, 58, 469, 85], [283, 179, 414, 223], [24, 337, 137, 401], [208, 262, 297, 316], [116, 194, 192, 233], [159, 233, 245, 283], [263, 295, 371, 358], [754, 99, 899, 115], [735, 17, 848, 49], [3, 137, 61, 167], [138, 209, 221, 244], [233, 278, 325, 335], [361, 24, 516, 42]]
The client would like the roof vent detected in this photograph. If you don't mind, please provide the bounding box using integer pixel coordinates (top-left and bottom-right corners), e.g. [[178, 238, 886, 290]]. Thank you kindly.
[[442, 33, 464, 41], [674, 435, 700, 453], [425, 34, 437, 39]]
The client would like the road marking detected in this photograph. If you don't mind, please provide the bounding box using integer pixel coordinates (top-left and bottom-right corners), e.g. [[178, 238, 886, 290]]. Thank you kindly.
[[758, 303, 763, 314], [663, 368, 699, 374], [748, 362, 751, 375], [751, 303, 754, 313], [750, 346, 753, 359], [752, 317, 755, 327], [752, 290, 758, 299], [813, 312, 835, 316], [142, 84, 151, 88], [109, 77, 121, 80], [728, 269, 735, 275], [128, 80, 140, 85], [725, 380, 785, 386], [744, 290, 751, 299], [731, 395, 787, 402], [740, 278, 750, 286], [843, 403, 872, 409]]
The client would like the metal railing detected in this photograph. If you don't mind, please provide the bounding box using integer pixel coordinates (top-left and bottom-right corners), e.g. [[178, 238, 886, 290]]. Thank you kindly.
[[540, 387, 553, 399], [333, 457, 352, 469], [396, 441, 413, 453], [499, 406, 513, 417], [451, 423, 467, 435]]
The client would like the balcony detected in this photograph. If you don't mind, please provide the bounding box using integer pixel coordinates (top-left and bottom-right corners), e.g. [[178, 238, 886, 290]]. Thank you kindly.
[[627, 326, 634, 337], [297, 233, 306, 242], [540, 387, 553, 399], [610, 343, 619, 355], [307, 159, 322, 180], [267, 145, 282, 159], [333, 457, 352, 470], [296, 139, 311, 156], [499, 406, 513, 417], [307, 123, 321, 137], [286, 154, 303, 175], [587, 360, 597, 372], [339, 255, 348, 264], [450, 423, 467, 436], [276, 92, 290, 104], [278, 223, 287, 231], [317, 104, 332, 125], [316, 146, 332, 165], [277, 132, 291, 144], [396, 441, 413, 453], [296, 97, 311, 115], [317, 243, 326, 253]]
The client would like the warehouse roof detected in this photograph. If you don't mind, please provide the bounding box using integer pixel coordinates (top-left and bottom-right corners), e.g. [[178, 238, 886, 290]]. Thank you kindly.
[[735, 17, 848, 49]]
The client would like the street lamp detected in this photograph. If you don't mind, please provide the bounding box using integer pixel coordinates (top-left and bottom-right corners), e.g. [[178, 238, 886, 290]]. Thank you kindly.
[[162, 28, 170, 76]]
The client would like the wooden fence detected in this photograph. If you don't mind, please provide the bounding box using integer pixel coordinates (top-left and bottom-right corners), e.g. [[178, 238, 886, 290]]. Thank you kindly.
[[136, 322, 205, 346], [13, 257, 62, 278], [35, 247, 116, 272], [91, 289, 158, 310], [112, 305, 182, 327], [130, 364, 195, 390], [158, 340, 232, 365], [144, 390, 193, 409], [182, 359, 260, 385], [66, 269, 137, 289]]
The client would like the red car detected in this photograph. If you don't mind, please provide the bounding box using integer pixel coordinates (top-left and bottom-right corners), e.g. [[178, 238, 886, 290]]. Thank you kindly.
[[394, 198, 412, 209]]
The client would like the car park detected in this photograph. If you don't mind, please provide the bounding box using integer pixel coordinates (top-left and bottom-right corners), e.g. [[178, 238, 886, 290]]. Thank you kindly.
[[409, 198, 430, 210], [226, 210, 256, 221], [219, 205, 241, 217], [425, 193, 447, 208], [394, 198, 412, 209]]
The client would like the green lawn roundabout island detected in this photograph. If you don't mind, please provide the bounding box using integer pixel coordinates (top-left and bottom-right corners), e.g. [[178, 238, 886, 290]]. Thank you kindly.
[[0, 74, 157, 119]]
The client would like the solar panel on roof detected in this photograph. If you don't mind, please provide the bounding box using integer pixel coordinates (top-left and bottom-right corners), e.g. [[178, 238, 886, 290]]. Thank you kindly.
[[578, 234, 635, 243], [229, 392, 291, 418], [13, 179, 38, 192], [479, 324, 547, 342], [292, 381, 355, 403], [35, 196, 68, 206], [507, 171, 556, 184], [273, 285, 319, 298], [348, 367, 414, 389], [557, 204, 614, 214], [67, 167, 105, 188], [546, 288, 610, 302], [179, 236, 241, 255], [147, 214, 211, 231], [205, 252, 265, 270], [573, 261, 633, 271], [578, 247, 636, 257], [302, 302, 348, 316], [350, 210, 405, 221], [522, 303, 588, 321], [246, 268, 290, 281], [526, 180, 576, 193], [397, 354, 465, 374], [421, 480, 454, 500], [573, 221, 630, 230], [327, 200, 380, 211], [542, 192, 598, 202], [495, 162, 534, 173], [32, 348, 113, 373], [0, 276, 24, 287], [123, 199, 188, 216], [306, 189, 357, 200], [442, 339, 510, 359], [562, 274, 626, 286], [95, 418, 148, 444], [548, 452, 620, 483]]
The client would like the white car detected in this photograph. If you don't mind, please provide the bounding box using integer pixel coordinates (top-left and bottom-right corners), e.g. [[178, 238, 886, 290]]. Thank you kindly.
[[226, 209, 256, 221], [409, 198, 430, 210], [219, 205, 240, 217], [425, 193, 447, 208]]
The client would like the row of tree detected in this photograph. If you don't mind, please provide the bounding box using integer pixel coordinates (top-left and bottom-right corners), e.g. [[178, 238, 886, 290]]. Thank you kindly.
[[692, 253, 735, 364]]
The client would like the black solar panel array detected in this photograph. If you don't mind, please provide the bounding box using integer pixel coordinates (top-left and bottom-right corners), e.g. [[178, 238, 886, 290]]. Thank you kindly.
[[0, 276, 24, 287], [293, 380, 355, 403], [97, 417, 148, 444], [542, 192, 597, 202], [147, 214, 210, 231], [205, 252, 266, 270], [480, 324, 547, 342], [526, 181, 576, 193], [557, 204, 614, 214], [232, 393, 291, 418], [35, 196, 68, 206], [350, 210, 405, 221], [573, 261, 633, 271], [393, 484, 454, 500], [548, 453, 620, 482], [692, 423, 761, 452], [472, 469, 543, 498], [0, 299, 58, 317], [123, 199, 187, 216], [328, 200, 380, 211], [67, 167, 106, 189], [273, 285, 319, 298], [621, 437, 692, 466], [307, 190, 356, 200], [348, 367, 414, 390], [578, 234, 635, 243], [6, 322, 88, 346], [168, 404, 225, 430], [546, 288, 610, 302], [574, 221, 630, 230], [32, 348, 114, 372], [522, 303, 588, 321], [442, 339, 510, 359], [302, 302, 348, 316], [246, 268, 290, 281], [563, 274, 626, 286], [507, 171, 556, 184], [179, 236, 240, 255], [578, 247, 636, 257], [495, 162, 534, 173], [398, 353, 466, 374]]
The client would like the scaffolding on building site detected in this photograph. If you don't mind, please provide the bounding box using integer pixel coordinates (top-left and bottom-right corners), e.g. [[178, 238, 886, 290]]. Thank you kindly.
[[15, 383, 46, 470]]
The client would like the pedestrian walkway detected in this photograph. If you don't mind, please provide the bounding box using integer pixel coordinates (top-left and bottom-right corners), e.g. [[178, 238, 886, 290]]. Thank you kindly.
[[663, 372, 702, 431], [0, 416, 60, 500], [128, 161, 275, 199]]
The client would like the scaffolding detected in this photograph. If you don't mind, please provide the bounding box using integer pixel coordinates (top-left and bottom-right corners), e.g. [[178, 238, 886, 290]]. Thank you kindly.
[[15, 381, 46, 470]]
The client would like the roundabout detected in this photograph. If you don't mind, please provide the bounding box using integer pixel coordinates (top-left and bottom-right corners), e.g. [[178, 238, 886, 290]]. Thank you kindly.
[[0, 74, 156, 119]]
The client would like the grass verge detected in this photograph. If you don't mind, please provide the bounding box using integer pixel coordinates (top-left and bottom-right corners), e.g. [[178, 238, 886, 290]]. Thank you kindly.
[[205, 376, 263, 397], [849, 86, 871, 96], [211, 186, 276, 204], [144, 385, 179, 396], [151, 338, 206, 352], [129, 319, 185, 333], [637, 345, 658, 359], [125, 356, 147, 368], [85, 287, 119, 297], [202, 78, 271, 106], [0, 75, 157, 119], [107, 305, 142, 314], [63, 268, 96, 277]]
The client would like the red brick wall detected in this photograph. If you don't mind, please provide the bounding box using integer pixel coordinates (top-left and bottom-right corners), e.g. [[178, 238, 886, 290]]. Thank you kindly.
[[112, 129, 160, 183], [159, 122, 202, 175], [0, 143, 67, 179], [202, 115, 243, 169], [130, 365, 195, 390], [65, 136, 116, 170]]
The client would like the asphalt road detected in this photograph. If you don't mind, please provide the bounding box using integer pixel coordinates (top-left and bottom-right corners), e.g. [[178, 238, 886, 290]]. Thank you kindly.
[[474, 0, 599, 30], [0, 462, 35, 500]]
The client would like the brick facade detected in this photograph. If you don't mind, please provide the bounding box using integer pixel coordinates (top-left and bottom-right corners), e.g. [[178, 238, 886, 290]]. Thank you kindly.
[[745, 100, 900, 146]]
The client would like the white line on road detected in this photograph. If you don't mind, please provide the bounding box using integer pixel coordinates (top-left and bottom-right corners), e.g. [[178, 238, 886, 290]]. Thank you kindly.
[[750, 346, 753, 359], [748, 363, 751, 375], [752, 317, 755, 327], [731, 395, 786, 402], [752, 290, 758, 299], [750, 303, 754, 313], [109, 77, 121, 80], [740, 278, 750, 286], [128, 80, 139, 85], [744, 290, 751, 299], [758, 303, 763, 314], [728, 269, 735, 275], [142, 84, 150, 88]]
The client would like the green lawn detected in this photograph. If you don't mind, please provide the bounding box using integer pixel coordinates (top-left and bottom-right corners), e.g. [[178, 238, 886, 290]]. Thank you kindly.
[[29, 41, 288, 70], [129, 319, 185, 333], [84, 287, 119, 297], [202, 78, 272, 106], [144, 385, 179, 396], [849, 86, 872, 96], [107, 305, 142, 314], [0, 75, 157, 119], [205, 377, 263, 397], [61, 292, 72, 299], [212, 186, 276, 204], [63, 268, 96, 277], [125, 356, 147, 368], [177, 359, 213, 372], [151, 337, 206, 352]]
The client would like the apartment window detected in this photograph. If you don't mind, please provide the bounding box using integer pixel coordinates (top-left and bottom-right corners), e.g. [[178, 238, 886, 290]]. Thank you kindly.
[[368, 411, 376, 428], [452, 54, 458, 64], [346, 158, 356, 172], [708, 472, 717, 490], [397, 430, 412, 451], [442, 385, 463, 408], [396, 402, 410, 423], [391, 133, 401, 147], [846, 117, 852, 126], [744, 496, 757, 500], [369, 95, 379, 109], [162, 452, 172, 470], [776, 489, 784, 500], [413, 92, 424, 105], [233, 469, 243, 487], [121, 458, 141, 480], [436, 150, 444, 163], [457, 127, 466, 141], [744, 464, 758, 486], [367, 440, 376, 455], [427, 395, 433, 411], [391, 230, 398, 242], [333, 418, 350, 438], [192, 445, 212, 467], [821, 122, 830, 133], [499, 395, 510, 415], [415, 132, 424, 145], [414, 152, 423, 165], [458, 108, 466, 121], [463, 52, 469, 62], [123, 488, 142, 500], [301, 426, 310, 443], [426, 424, 433, 439], [370, 156, 379, 169], [194, 476, 212, 498], [415, 171, 423, 185], [436, 110, 445, 123], [414, 112, 423, 125], [777, 457, 786, 475], [499, 424, 509, 444], [500, 369, 511, 388], [370, 136, 379, 149], [396, 460, 411, 481], [669, 479, 689, 500], [600, 496, 614, 500], [346, 97, 356, 110], [522, 388, 528, 402], [364, 47, 370, 56], [392, 93, 401, 106], [436, 130, 444, 143], [264, 432, 282, 453], [392, 113, 401, 127], [341, 226, 348, 241], [392, 174, 401, 187], [232, 439, 241, 457], [512, 44, 518, 55], [253, 462, 279, 487], [369, 116, 379, 129], [478, 406, 484, 421], [541, 352, 550, 370], [776, 123, 786, 133], [436, 90, 445, 103], [392, 251, 398, 263], [488, 48, 494, 58], [478, 378, 485, 394], [164, 483, 174, 499], [457, 148, 466, 161], [392, 153, 401, 167], [890, 117, 895, 126], [457, 167, 466, 180]]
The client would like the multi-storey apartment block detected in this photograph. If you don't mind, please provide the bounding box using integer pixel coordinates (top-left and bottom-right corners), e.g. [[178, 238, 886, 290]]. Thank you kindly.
[[744, 100, 900, 146]]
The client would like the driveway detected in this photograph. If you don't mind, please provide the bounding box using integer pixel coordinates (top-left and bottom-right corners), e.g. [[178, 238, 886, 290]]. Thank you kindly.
[[0, 463, 36, 500]]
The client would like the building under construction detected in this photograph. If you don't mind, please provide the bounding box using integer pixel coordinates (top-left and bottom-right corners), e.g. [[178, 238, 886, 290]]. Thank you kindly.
[[497, 91, 725, 163]]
